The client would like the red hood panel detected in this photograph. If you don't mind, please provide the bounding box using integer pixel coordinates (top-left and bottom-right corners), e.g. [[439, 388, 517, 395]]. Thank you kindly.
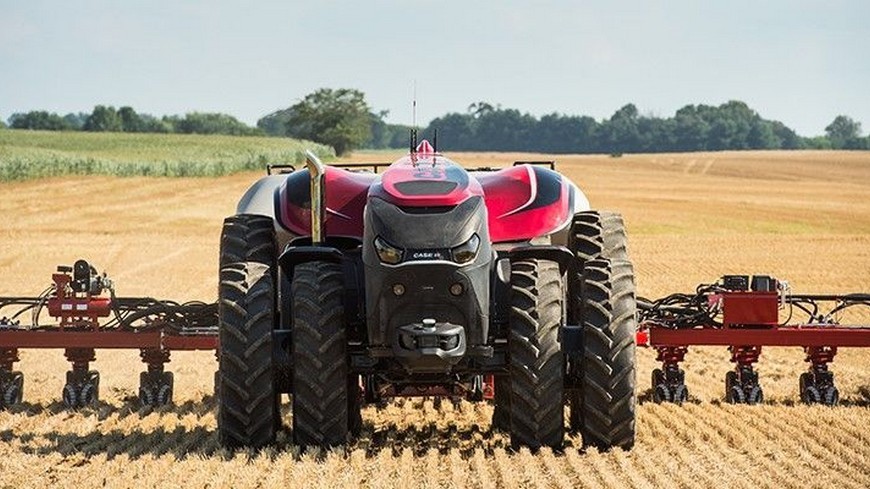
[[475, 165, 571, 243], [277, 167, 376, 237], [277, 156, 572, 243]]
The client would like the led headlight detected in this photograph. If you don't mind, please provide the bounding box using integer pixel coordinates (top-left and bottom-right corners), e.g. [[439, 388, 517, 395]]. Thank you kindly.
[[374, 236, 403, 264], [451, 234, 480, 264]]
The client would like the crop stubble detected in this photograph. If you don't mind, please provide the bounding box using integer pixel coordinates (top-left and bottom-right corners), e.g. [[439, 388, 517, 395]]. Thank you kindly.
[[0, 150, 868, 487]]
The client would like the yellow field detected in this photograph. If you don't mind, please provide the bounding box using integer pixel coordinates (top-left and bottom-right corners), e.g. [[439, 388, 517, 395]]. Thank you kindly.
[[0, 150, 868, 487]]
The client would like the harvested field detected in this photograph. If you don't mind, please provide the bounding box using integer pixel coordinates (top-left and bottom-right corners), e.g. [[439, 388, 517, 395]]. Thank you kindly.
[[0, 150, 868, 487]]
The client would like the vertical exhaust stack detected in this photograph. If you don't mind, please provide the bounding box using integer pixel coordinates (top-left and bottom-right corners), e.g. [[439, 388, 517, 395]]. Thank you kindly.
[[304, 150, 326, 245]]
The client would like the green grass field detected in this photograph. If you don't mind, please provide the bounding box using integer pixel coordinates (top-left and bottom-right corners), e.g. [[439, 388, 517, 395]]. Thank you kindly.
[[0, 130, 334, 180]]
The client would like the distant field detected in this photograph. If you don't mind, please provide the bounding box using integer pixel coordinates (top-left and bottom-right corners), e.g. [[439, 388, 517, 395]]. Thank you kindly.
[[0, 129, 334, 180], [0, 150, 868, 487]]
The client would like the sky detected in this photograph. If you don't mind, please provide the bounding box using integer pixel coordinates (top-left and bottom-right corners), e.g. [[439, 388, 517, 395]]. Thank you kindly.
[[1, 0, 868, 137]]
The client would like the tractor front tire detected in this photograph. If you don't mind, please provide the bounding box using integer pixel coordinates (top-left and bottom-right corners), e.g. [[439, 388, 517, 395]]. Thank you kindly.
[[217, 262, 278, 448], [574, 258, 637, 450], [291, 261, 353, 449], [508, 259, 564, 451]]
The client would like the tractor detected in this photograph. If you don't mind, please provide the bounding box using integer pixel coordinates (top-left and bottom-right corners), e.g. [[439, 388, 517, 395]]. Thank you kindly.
[[216, 138, 637, 451]]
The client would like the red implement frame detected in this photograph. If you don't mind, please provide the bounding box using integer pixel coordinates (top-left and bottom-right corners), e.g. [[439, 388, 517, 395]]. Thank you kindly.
[[0, 329, 217, 350], [638, 285, 870, 406], [0, 261, 219, 408]]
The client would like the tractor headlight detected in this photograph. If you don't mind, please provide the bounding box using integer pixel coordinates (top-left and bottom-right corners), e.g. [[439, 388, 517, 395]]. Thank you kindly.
[[374, 236, 403, 265], [451, 234, 480, 264]]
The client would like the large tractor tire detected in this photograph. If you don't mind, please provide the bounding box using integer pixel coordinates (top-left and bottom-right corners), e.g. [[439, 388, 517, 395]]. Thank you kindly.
[[568, 210, 628, 262], [217, 262, 278, 448], [573, 258, 637, 450], [217, 214, 279, 449], [507, 259, 565, 450], [220, 214, 277, 268], [291, 261, 355, 448]]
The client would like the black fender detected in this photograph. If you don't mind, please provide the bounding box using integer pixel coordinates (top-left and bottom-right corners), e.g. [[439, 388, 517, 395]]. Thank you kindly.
[[278, 245, 344, 277], [504, 245, 575, 276]]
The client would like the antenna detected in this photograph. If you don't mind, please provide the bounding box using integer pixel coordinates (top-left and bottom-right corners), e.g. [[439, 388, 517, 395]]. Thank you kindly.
[[433, 129, 438, 152], [412, 80, 417, 129]]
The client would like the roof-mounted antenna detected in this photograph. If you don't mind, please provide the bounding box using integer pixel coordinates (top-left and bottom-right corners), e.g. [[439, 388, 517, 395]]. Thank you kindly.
[[410, 80, 418, 155], [412, 80, 417, 130]]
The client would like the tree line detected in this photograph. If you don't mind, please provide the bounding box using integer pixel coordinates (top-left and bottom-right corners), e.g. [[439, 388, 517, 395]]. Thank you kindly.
[[257, 90, 869, 154], [422, 101, 869, 153], [4, 90, 868, 155], [4, 105, 261, 136]]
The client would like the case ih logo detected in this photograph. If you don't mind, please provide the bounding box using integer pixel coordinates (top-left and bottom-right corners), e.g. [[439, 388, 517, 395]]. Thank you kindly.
[[409, 250, 447, 261]]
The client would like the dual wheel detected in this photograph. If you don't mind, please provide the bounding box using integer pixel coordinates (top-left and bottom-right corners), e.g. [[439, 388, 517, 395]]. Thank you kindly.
[[651, 368, 688, 404], [3, 369, 172, 409], [725, 370, 763, 405], [492, 211, 637, 451], [217, 214, 360, 449], [799, 372, 839, 406], [0, 371, 23, 409], [62, 370, 100, 409], [139, 371, 174, 408]]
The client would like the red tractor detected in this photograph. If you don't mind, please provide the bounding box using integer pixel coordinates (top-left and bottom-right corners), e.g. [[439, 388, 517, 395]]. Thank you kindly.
[[216, 138, 637, 451]]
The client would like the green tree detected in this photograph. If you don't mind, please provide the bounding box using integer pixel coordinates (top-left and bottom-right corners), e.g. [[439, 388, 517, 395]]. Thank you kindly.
[[83, 105, 122, 132], [535, 114, 598, 153], [747, 119, 781, 149], [9, 111, 73, 130], [824, 115, 862, 149], [770, 121, 802, 149], [285, 88, 372, 156], [257, 108, 295, 136], [175, 112, 259, 135], [118, 106, 145, 132], [475, 108, 536, 151], [63, 112, 89, 130], [140, 113, 172, 133], [600, 104, 641, 153], [673, 106, 709, 151], [424, 112, 476, 150], [366, 110, 391, 148]]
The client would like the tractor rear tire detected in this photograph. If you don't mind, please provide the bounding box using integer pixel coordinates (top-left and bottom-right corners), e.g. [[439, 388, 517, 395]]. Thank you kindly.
[[217, 262, 278, 448], [573, 258, 637, 450], [507, 259, 564, 451], [220, 214, 277, 269], [291, 261, 353, 449], [568, 211, 629, 262]]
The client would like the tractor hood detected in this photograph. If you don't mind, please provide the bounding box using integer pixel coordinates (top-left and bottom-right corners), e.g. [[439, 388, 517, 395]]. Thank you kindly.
[[273, 140, 588, 243], [368, 147, 484, 208]]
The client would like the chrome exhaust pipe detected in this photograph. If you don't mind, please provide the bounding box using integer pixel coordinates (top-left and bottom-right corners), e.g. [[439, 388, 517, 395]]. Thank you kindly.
[[304, 150, 326, 245]]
